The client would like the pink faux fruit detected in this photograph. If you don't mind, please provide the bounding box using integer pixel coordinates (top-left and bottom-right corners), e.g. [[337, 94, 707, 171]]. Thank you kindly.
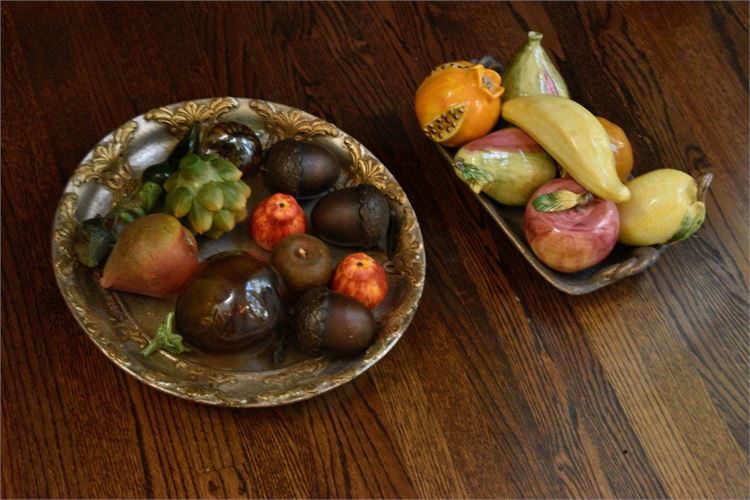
[[524, 178, 619, 273], [100, 214, 200, 297]]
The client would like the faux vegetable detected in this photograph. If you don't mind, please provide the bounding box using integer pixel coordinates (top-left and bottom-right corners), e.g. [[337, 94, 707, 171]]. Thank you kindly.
[[617, 169, 705, 246], [163, 153, 251, 239], [502, 95, 631, 202], [454, 127, 556, 206], [414, 62, 504, 147], [503, 31, 569, 100]]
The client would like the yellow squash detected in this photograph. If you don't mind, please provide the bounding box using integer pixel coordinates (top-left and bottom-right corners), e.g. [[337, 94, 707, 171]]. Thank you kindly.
[[502, 95, 631, 202]]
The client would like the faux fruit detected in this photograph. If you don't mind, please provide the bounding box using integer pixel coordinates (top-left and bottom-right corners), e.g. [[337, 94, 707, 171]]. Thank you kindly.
[[525, 178, 619, 273], [270, 234, 333, 297], [414, 62, 504, 147], [100, 214, 200, 297], [163, 153, 251, 239], [502, 95, 631, 203], [251, 193, 306, 251], [263, 139, 341, 199], [617, 169, 705, 246], [75, 122, 201, 267], [332, 252, 388, 309], [596, 117, 634, 182], [311, 184, 390, 248], [503, 31, 570, 100], [293, 288, 376, 355], [454, 127, 556, 206], [203, 121, 263, 177], [174, 251, 286, 352]]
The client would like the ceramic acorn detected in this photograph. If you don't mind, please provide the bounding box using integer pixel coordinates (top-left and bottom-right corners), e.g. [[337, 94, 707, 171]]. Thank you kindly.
[[503, 31, 569, 100], [414, 61, 504, 147]]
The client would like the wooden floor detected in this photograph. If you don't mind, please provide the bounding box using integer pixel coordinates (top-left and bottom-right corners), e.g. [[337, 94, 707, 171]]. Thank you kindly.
[[2, 2, 748, 498]]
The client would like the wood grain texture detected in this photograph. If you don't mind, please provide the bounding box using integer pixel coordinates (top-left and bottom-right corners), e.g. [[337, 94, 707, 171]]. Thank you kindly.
[[2, 2, 748, 498]]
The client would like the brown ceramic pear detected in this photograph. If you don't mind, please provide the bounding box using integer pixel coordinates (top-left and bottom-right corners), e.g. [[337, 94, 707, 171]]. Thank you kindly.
[[311, 184, 390, 248], [270, 234, 333, 297], [100, 214, 200, 297]]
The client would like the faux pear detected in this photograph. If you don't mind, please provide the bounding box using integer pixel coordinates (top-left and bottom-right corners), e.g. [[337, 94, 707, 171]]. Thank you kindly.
[[100, 214, 200, 297]]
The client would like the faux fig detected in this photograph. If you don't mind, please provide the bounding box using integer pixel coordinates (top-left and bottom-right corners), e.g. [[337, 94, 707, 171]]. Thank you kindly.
[[175, 251, 286, 352], [263, 139, 341, 199], [270, 234, 333, 297], [311, 184, 390, 248], [293, 288, 376, 355], [503, 31, 569, 100], [100, 214, 200, 297], [251, 193, 306, 251], [203, 121, 263, 176]]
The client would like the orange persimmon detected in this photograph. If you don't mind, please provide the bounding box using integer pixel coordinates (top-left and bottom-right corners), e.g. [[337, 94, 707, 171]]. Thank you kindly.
[[597, 116, 634, 182]]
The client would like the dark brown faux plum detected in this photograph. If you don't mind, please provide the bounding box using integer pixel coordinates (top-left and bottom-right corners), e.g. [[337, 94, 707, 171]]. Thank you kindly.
[[293, 288, 376, 355], [203, 121, 263, 176], [270, 234, 333, 298], [175, 251, 286, 353], [311, 184, 390, 248], [262, 139, 341, 199]]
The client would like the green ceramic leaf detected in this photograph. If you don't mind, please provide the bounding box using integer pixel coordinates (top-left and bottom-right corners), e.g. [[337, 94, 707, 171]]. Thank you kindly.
[[141, 312, 190, 357], [455, 159, 493, 187], [671, 201, 706, 241], [532, 190, 592, 212]]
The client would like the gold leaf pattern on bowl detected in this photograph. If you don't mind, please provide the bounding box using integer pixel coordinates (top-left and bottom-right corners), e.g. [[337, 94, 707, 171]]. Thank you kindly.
[[248, 99, 338, 143], [145, 97, 239, 135], [70, 121, 138, 203]]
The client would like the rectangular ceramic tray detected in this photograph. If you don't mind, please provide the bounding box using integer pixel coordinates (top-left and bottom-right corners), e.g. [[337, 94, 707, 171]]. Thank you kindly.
[[435, 144, 712, 295]]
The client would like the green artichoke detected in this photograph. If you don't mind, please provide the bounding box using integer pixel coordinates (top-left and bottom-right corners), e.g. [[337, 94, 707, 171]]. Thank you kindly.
[[164, 153, 251, 239]]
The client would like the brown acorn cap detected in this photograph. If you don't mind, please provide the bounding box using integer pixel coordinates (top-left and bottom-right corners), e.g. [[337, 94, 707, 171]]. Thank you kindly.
[[294, 287, 329, 354], [262, 139, 303, 195], [356, 184, 390, 248]]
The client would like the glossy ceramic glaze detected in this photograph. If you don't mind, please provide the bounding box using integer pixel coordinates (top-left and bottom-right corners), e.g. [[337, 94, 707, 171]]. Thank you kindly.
[[618, 169, 700, 246], [503, 31, 570, 100], [454, 128, 556, 205], [502, 95, 631, 202], [415, 63, 504, 147], [525, 178, 619, 273]]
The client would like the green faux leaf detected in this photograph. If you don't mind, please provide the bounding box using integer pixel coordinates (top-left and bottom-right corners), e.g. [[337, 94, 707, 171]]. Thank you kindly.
[[455, 158, 493, 192], [671, 201, 706, 241], [532, 190, 592, 212], [141, 312, 190, 357]]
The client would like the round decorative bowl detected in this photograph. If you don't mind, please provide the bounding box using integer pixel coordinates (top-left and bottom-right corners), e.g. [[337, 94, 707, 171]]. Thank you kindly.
[[51, 97, 426, 407]]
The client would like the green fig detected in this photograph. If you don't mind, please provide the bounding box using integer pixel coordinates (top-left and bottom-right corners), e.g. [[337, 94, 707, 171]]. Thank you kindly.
[[503, 31, 569, 100], [100, 214, 200, 297]]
